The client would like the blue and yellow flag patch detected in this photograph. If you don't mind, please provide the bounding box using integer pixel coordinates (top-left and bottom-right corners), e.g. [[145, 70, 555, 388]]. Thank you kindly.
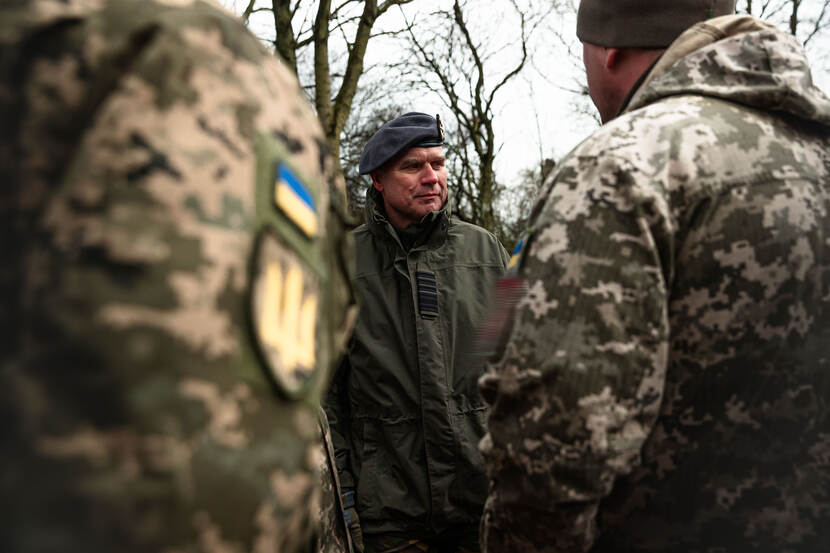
[[508, 238, 524, 269], [274, 164, 318, 238]]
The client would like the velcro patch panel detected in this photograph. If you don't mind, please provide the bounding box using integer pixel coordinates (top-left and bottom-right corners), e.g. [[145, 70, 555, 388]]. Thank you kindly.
[[416, 271, 438, 320]]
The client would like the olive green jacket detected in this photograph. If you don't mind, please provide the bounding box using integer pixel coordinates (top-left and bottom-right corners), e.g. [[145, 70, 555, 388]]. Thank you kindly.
[[325, 188, 508, 538]]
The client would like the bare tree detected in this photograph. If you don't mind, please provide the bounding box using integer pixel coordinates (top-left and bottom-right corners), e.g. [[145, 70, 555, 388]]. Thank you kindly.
[[399, 0, 548, 243], [235, 1, 414, 172], [739, 0, 830, 45], [498, 157, 554, 247]]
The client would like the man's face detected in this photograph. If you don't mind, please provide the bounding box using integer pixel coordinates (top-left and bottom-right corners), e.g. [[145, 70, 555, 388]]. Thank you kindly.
[[372, 146, 448, 228], [582, 41, 615, 123]]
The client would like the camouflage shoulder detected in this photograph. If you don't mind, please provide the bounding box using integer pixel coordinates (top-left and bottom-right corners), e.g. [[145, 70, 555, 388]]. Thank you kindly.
[[2, 1, 351, 552]]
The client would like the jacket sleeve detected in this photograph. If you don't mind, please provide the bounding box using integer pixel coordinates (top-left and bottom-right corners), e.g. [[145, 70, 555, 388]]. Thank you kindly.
[[323, 353, 356, 491], [479, 151, 672, 552]]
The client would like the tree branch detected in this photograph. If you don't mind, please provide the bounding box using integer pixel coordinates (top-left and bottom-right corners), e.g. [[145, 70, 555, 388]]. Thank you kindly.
[[487, 0, 528, 113], [379, 0, 415, 16], [802, 0, 830, 45], [242, 0, 258, 23]]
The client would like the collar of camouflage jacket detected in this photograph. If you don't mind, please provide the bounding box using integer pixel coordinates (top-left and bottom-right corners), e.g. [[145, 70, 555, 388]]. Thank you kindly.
[[623, 14, 830, 128], [363, 186, 452, 251]]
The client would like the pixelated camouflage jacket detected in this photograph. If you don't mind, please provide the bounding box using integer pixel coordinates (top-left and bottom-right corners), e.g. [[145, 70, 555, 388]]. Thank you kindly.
[[480, 14, 830, 553], [317, 407, 355, 553], [0, 1, 356, 552], [324, 187, 508, 539]]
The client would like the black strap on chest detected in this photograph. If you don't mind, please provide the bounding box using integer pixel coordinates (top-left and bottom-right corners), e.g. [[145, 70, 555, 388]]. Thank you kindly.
[[415, 271, 438, 320]]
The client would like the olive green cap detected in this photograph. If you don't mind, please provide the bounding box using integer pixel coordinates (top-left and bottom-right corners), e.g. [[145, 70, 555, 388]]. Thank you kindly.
[[577, 0, 736, 48]]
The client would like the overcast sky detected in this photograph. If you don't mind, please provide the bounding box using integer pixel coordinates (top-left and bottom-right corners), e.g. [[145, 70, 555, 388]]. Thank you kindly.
[[224, 0, 830, 186]]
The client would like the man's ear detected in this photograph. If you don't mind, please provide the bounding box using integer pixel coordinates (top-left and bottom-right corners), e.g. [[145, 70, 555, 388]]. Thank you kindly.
[[604, 47, 620, 70], [371, 171, 383, 192]]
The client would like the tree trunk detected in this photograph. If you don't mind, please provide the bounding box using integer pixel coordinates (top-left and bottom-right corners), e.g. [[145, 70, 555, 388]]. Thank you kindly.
[[313, 0, 333, 139], [323, 0, 380, 172], [479, 161, 496, 233], [790, 0, 800, 35], [272, 0, 297, 74]]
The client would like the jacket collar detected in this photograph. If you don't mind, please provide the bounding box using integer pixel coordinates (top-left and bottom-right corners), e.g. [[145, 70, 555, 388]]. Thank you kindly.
[[364, 187, 452, 252]]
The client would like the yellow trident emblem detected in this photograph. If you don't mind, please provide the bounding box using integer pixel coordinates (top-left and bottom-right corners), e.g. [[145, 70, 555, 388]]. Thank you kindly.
[[258, 262, 317, 371], [252, 231, 319, 396]]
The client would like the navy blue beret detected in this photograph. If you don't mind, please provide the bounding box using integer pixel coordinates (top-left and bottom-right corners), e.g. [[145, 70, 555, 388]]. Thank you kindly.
[[359, 112, 444, 175]]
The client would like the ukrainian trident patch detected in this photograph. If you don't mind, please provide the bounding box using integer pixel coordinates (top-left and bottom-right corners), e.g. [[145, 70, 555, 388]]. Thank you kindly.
[[250, 229, 320, 397]]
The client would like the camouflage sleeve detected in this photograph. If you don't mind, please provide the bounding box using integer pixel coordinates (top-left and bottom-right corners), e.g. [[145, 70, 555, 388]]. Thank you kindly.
[[316, 408, 354, 553], [324, 355, 357, 490], [479, 151, 671, 552], [1, 1, 353, 552]]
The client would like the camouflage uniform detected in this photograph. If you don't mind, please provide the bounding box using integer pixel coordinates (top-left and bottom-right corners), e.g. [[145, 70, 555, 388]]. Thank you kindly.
[[480, 15, 830, 553], [0, 1, 355, 552], [317, 408, 355, 553]]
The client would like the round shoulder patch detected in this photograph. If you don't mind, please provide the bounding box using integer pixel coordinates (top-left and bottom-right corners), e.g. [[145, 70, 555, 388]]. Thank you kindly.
[[250, 228, 320, 398]]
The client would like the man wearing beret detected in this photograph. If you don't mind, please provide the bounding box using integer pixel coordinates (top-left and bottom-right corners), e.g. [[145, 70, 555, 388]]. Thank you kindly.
[[324, 112, 509, 553], [479, 1, 830, 552]]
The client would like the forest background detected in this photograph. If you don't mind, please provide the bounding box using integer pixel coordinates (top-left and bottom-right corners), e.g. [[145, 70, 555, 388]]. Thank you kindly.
[[222, 0, 830, 248]]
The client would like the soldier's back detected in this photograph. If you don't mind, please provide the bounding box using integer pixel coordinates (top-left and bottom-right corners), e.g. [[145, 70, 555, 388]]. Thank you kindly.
[[587, 76, 830, 553]]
